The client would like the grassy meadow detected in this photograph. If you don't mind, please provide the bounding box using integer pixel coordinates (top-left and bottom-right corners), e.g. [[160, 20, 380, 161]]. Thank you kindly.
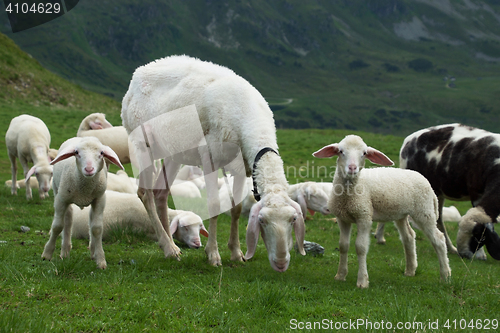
[[1, 101, 500, 332]]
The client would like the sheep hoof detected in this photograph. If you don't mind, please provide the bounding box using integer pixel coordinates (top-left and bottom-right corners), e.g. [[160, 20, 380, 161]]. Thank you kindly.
[[41, 253, 52, 261], [207, 252, 222, 266], [334, 274, 346, 282], [404, 271, 416, 277], [357, 281, 369, 288], [97, 261, 107, 269], [230, 250, 245, 262]]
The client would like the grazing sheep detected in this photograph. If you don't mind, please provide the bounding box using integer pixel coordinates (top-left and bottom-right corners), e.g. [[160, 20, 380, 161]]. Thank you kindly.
[[77, 113, 131, 165], [71, 191, 208, 248], [121, 55, 305, 272], [6, 115, 53, 200], [399, 123, 500, 260], [313, 135, 450, 288], [41, 137, 124, 269]]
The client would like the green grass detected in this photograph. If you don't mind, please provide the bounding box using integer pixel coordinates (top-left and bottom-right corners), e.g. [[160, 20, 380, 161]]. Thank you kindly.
[[2, 114, 500, 331]]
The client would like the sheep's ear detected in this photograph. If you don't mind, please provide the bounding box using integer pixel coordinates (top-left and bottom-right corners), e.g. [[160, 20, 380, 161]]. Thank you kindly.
[[26, 166, 36, 180], [244, 203, 263, 260], [170, 215, 180, 234], [290, 200, 306, 255], [89, 120, 103, 130], [50, 146, 77, 165], [200, 223, 209, 238], [312, 144, 340, 158], [296, 193, 308, 220], [102, 146, 124, 170], [366, 147, 394, 166]]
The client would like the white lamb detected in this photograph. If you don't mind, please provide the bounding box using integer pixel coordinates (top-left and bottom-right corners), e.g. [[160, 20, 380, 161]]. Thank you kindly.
[[121, 55, 305, 272], [77, 113, 131, 165], [6, 115, 53, 200], [288, 182, 331, 218], [71, 191, 208, 248], [41, 136, 124, 269], [313, 135, 450, 288]]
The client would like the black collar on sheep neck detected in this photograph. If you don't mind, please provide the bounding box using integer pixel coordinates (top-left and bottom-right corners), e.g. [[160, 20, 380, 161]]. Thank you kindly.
[[252, 147, 279, 201]]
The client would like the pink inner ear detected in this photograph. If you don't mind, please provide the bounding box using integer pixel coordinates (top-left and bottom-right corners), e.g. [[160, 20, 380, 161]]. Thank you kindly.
[[366, 147, 394, 166], [312, 144, 339, 158], [89, 121, 103, 130]]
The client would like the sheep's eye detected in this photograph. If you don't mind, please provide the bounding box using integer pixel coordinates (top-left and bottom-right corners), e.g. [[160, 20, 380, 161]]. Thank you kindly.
[[363, 151, 367, 156], [338, 150, 343, 155], [259, 217, 265, 225], [74, 150, 79, 156], [100, 151, 105, 157]]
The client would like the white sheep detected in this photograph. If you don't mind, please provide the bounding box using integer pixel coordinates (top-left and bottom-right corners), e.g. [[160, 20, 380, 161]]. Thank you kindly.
[[71, 191, 208, 248], [176, 165, 206, 189], [6, 115, 53, 200], [121, 55, 305, 272], [77, 113, 131, 165], [313, 135, 451, 288], [106, 170, 136, 194], [288, 182, 331, 218], [41, 137, 124, 269]]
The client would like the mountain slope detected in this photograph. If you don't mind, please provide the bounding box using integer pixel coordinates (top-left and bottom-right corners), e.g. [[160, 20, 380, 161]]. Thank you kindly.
[[1, 0, 500, 134]]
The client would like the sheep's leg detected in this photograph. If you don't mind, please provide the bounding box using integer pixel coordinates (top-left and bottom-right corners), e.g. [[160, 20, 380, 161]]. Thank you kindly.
[[42, 199, 67, 260], [228, 174, 245, 262], [394, 217, 417, 277], [138, 164, 180, 260], [374, 222, 386, 244], [335, 219, 352, 282], [201, 147, 222, 266], [89, 196, 107, 269], [20, 157, 32, 200], [60, 206, 73, 259], [154, 161, 181, 258], [8, 153, 17, 195], [355, 221, 371, 288], [413, 215, 451, 281], [437, 196, 458, 254]]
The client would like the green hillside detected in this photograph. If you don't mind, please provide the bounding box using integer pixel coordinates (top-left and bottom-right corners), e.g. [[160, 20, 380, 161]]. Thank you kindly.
[[1, 0, 500, 135]]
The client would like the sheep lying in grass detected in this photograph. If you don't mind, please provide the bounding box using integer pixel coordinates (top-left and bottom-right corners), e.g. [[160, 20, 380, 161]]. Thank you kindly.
[[121, 55, 305, 271], [313, 135, 451, 288], [6, 115, 53, 200], [71, 191, 208, 248], [41, 137, 124, 269], [77, 113, 131, 165]]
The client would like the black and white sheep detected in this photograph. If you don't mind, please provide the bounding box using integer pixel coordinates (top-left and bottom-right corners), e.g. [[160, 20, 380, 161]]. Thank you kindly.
[[398, 123, 500, 260]]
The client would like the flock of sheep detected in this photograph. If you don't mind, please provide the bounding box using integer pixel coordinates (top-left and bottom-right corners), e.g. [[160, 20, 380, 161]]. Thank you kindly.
[[5, 55, 500, 288]]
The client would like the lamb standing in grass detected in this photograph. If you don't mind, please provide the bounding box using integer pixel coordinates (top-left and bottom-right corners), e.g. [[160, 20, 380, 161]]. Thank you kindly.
[[121, 55, 305, 272], [77, 113, 131, 165], [313, 135, 450, 288], [71, 191, 208, 248], [6, 115, 53, 200], [41, 137, 124, 269]]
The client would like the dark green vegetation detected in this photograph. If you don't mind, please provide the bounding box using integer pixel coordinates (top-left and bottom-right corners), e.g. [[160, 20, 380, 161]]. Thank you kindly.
[[1, 0, 500, 135], [1, 30, 500, 332]]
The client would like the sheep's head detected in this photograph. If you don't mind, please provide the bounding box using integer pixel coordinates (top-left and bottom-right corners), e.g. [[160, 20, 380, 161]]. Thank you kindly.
[[457, 207, 500, 260], [79, 113, 113, 132], [312, 135, 393, 179], [170, 211, 209, 249], [26, 164, 53, 195], [51, 137, 124, 177], [296, 183, 331, 216], [244, 194, 305, 272]]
